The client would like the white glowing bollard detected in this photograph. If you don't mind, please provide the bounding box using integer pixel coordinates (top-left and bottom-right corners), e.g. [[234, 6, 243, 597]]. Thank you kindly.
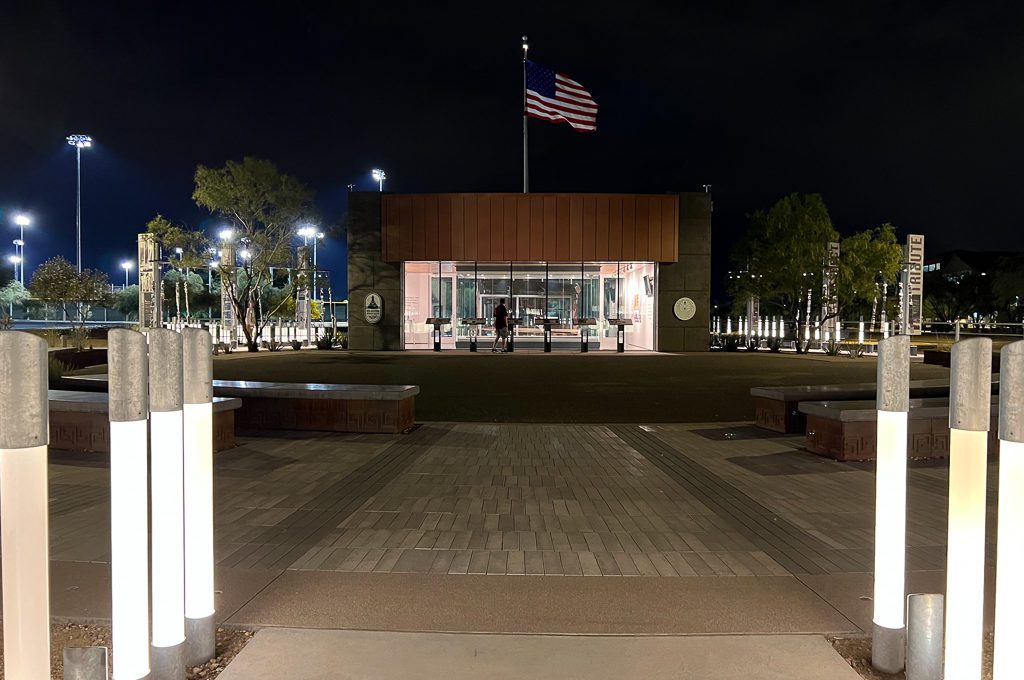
[[944, 337, 992, 680], [149, 329, 186, 679], [0, 332, 51, 679], [872, 335, 910, 673], [993, 340, 1024, 680], [859, 319, 865, 345], [183, 329, 217, 666], [108, 330, 152, 680], [757, 318, 763, 338], [726, 318, 732, 335], [883, 321, 890, 339]]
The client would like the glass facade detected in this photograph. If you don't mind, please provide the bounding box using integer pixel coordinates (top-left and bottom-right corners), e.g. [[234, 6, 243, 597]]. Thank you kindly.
[[403, 261, 657, 351]]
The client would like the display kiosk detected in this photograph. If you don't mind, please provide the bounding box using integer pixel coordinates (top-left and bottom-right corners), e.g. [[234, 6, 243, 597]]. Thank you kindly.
[[461, 317, 486, 352], [576, 318, 597, 353], [507, 318, 522, 353], [426, 317, 450, 352], [608, 318, 633, 353], [537, 318, 559, 353]]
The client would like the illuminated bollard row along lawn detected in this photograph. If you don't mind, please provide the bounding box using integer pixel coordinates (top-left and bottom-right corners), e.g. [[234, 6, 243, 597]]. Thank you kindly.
[[994, 340, 1024, 680], [108, 329, 152, 680], [945, 337, 992, 680], [872, 334, 909, 674], [0, 332, 52, 679]]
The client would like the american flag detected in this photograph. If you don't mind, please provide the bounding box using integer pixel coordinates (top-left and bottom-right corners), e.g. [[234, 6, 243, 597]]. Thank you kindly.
[[525, 60, 598, 132]]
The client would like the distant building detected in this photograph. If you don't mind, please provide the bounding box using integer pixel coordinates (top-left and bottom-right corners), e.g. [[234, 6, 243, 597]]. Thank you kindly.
[[923, 250, 1018, 278]]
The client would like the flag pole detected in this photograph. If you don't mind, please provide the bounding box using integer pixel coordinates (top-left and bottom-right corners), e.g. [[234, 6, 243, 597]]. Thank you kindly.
[[522, 35, 529, 193]]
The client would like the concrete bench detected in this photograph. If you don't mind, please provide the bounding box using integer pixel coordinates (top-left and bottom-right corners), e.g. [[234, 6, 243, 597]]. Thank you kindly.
[[798, 397, 1000, 461], [66, 376, 420, 435], [48, 390, 240, 454], [210, 381, 418, 434], [751, 379, 953, 433]]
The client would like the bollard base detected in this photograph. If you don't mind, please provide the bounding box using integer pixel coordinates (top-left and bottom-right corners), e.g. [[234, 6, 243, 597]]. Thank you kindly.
[[186, 615, 217, 667], [151, 641, 185, 680], [871, 622, 905, 674]]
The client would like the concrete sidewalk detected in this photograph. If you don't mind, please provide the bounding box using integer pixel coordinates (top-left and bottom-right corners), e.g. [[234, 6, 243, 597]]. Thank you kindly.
[[217, 629, 862, 680]]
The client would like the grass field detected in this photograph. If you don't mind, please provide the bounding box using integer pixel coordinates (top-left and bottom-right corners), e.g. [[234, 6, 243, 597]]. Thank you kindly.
[[208, 350, 951, 423]]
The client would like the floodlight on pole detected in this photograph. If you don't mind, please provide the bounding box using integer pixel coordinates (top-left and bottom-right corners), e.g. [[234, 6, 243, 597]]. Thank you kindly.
[[218, 228, 234, 242], [372, 168, 386, 192], [121, 261, 133, 288], [12, 214, 29, 286], [66, 134, 92, 272]]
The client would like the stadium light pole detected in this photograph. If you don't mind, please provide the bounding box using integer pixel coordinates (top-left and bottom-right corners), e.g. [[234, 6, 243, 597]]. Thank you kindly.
[[121, 261, 133, 288], [13, 214, 29, 285], [66, 134, 93, 272], [372, 168, 386, 192]]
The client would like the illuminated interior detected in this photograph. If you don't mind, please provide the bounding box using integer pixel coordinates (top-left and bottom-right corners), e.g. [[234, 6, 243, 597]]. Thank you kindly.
[[403, 261, 657, 350]]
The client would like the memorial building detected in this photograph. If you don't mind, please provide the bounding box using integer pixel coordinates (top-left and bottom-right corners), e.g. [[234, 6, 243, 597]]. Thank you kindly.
[[347, 191, 711, 352]]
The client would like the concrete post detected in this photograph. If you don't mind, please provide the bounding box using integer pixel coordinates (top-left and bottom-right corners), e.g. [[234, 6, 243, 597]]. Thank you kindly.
[[994, 340, 1024, 680], [148, 329, 186, 680], [945, 337, 992, 680], [872, 334, 909, 673], [108, 329, 152, 680], [182, 328, 217, 667], [0, 331, 51, 679], [907, 593, 944, 680]]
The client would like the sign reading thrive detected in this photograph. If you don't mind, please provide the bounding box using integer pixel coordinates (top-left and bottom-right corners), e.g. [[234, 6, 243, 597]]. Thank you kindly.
[[365, 292, 383, 324], [902, 234, 925, 335]]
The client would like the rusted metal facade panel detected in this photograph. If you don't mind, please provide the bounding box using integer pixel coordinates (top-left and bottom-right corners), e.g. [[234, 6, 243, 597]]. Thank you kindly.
[[381, 193, 679, 263]]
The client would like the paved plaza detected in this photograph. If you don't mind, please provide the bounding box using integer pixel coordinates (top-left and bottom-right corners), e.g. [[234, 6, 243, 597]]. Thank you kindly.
[[43, 420, 995, 632]]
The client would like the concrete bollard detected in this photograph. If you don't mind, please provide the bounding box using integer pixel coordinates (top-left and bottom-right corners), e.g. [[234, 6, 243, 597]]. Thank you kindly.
[[945, 337, 992, 680], [148, 329, 186, 680], [907, 593, 944, 680], [872, 335, 910, 674], [108, 329, 152, 680], [0, 331, 52, 679], [994, 340, 1024, 680], [182, 328, 217, 667]]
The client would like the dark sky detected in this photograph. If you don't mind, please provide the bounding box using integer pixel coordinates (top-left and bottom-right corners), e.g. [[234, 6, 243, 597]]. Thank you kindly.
[[2, 1, 1022, 300]]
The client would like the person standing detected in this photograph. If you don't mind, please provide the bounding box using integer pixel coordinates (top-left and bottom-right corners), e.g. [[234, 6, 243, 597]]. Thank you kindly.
[[492, 298, 509, 352]]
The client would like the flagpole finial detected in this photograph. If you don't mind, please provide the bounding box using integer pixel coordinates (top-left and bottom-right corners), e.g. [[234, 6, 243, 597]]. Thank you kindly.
[[522, 36, 529, 56]]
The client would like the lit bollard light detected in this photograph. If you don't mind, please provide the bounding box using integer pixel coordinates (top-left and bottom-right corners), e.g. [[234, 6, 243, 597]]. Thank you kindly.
[[183, 328, 217, 667], [872, 334, 909, 673], [108, 329, 151, 680], [0, 331, 51, 679], [944, 337, 992, 680], [859, 318, 865, 345], [149, 329, 186, 680], [993, 340, 1024, 680]]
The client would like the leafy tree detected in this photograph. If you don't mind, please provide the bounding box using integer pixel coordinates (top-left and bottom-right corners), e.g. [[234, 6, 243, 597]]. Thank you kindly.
[[29, 257, 113, 346], [147, 214, 211, 321], [730, 194, 839, 348], [0, 280, 29, 308], [193, 157, 313, 350], [992, 255, 1024, 322], [821, 223, 903, 327], [113, 284, 140, 321], [925, 271, 995, 323]]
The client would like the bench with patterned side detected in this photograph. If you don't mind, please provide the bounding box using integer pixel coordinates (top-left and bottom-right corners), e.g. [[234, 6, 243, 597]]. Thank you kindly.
[[798, 397, 1000, 461], [48, 390, 240, 453]]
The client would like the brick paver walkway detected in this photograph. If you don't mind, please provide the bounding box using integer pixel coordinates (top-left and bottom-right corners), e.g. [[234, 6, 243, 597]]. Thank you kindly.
[[47, 422, 996, 577]]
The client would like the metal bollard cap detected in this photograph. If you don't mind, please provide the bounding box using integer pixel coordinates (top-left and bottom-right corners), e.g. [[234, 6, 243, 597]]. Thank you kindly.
[[1000, 340, 1024, 443], [108, 329, 148, 422], [0, 331, 49, 449], [877, 335, 910, 412], [182, 328, 213, 404], [950, 337, 993, 431], [148, 328, 183, 412]]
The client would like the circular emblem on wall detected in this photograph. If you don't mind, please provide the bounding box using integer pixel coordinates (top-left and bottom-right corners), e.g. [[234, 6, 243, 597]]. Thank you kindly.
[[673, 297, 696, 321], [364, 292, 383, 324]]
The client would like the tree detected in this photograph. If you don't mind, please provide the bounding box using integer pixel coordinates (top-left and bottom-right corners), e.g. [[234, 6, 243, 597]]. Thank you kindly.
[[0, 280, 29, 309], [992, 255, 1024, 322], [730, 193, 839, 348], [29, 257, 113, 346], [147, 214, 211, 321], [821, 223, 903, 327], [113, 284, 140, 321], [193, 157, 314, 350]]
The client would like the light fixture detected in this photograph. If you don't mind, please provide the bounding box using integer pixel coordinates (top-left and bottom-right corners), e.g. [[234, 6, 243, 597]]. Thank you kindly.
[[372, 168, 386, 192], [14, 215, 30, 227], [218, 229, 233, 241], [239, 250, 251, 260], [66, 134, 92, 148]]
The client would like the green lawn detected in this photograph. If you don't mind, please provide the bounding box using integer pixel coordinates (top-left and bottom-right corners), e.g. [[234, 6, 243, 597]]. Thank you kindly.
[[210, 350, 951, 423]]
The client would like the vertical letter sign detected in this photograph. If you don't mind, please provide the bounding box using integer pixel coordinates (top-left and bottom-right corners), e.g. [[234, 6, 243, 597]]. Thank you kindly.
[[901, 235, 925, 336]]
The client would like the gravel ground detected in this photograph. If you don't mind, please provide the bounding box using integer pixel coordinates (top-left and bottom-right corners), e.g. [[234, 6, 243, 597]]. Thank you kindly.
[[0, 623, 253, 679], [830, 633, 993, 680]]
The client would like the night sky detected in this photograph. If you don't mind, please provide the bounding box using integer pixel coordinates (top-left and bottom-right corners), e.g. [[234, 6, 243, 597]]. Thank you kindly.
[[2, 1, 1022, 300]]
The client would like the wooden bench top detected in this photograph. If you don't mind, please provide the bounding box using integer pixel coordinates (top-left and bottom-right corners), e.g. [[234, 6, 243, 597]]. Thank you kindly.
[[751, 378, 954, 401], [65, 376, 419, 402], [798, 396, 999, 423], [49, 390, 241, 413]]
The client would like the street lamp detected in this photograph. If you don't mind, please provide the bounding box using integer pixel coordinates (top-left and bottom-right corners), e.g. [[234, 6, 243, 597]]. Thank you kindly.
[[218, 228, 233, 242], [12, 214, 29, 285], [121, 261, 134, 288], [238, 249, 251, 262], [372, 168, 386, 192], [66, 134, 93, 272]]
